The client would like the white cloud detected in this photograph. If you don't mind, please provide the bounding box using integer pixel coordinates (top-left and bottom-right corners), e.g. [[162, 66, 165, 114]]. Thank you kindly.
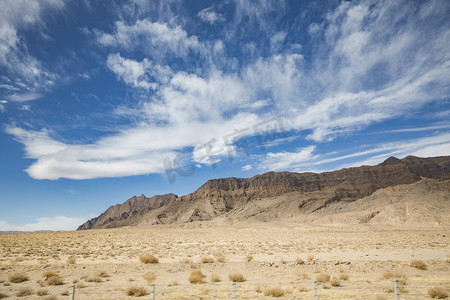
[[197, 7, 225, 24], [8, 92, 42, 102], [0, 0, 62, 94], [261, 146, 317, 171], [0, 216, 85, 232], [241, 164, 252, 171], [259, 132, 450, 172], [106, 53, 171, 90], [97, 20, 204, 59]]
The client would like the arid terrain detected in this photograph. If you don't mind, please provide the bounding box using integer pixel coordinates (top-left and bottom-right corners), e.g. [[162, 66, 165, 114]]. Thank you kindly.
[[0, 223, 449, 299]]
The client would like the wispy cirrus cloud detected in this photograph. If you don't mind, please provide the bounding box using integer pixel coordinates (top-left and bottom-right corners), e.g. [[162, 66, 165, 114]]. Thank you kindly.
[[197, 7, 225, 24], [6, 0, 450, 180], [0, 0, 63, 98]]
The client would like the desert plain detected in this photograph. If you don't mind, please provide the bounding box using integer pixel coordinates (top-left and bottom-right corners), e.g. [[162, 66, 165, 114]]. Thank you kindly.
[[0, 222, 449, 299]]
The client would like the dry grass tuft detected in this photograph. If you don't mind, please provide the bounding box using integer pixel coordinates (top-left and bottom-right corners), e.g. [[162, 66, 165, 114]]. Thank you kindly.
[[67, 257, 76, 264], [16, 287, 33, 297], [307, 254, 315, 262], [301, 272, 310, 280], [264, 287, 285, 297], [200, 256, 214, 263], [8, 273, 29, 283], [97, 270, 110, 278], [216, 254, 226, 263], [428, 287, 448, 299], [126, 286, 148, 297], [76, 281, 86, 289], [381, 270, 407, 280], [210, 273, 221, 282], [143, 272, 156, 283], [188, 269, 205, 284], [42, 271, 58, 279], [331, 278, 341, 287], [246, 255, 253, 262], [43, 296, 58, 300], [410, 260, 427, 270], [86, 276, 102, 283], [228, 272, 245, 282], [316, 273, 331, 282], [168, 280, 178, 286], [47, 276, 63, 286], [139, 254, 158, 264], [37, 289, 48, 296], [339, 273, 349, 281], [296, 257, 305, 265]]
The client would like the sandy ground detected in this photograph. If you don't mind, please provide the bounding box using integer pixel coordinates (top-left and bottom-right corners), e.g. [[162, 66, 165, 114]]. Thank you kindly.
[[0, 222, 449, 299]]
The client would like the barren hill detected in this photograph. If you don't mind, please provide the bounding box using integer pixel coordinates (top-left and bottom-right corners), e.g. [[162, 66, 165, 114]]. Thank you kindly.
[[78, 155, 450, 229]]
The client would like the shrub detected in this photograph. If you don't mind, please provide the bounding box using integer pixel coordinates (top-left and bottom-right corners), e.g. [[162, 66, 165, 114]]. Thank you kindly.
[[246, 255, 253, 262], [188, 270, 204, 284], [67, 257, 76, 264], [42, 271, 58, 279], [216, 254, 226, 263], [331, 278, 341, 287], [86, 276, 102, 283], [8, 273, 29, 283], [428, 287, 448, 299], [97, 270, 110, 278], [126, 286, 147, 297], [210, 273, 221, 282], [296, 257, 305, 265], [410, 260, 427, 270], [316, 273, 330, 282], [381, 271, 407, 280], [16, 288, 33, 297], [37, 289, 48, 296], [76, 281, 86, 288], [264, 287, 285, 297], [201, 256, 214, 263], [47, 276, 63, 286], [228, 273, 245, 282], [339, 273, 349, 281], [143, 272, 156, 283], [139, 254, 158, 264]]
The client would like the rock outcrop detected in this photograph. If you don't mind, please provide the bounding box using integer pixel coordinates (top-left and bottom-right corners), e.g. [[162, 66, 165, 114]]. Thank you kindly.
[[78, 155, 450, 229], [77, 193, 177, 230]]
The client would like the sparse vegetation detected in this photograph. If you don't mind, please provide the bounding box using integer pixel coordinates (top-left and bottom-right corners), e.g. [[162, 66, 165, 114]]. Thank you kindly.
[[264, 287, 285, 297], [67, 256, 76, 264], [428, 287, 448, 299], [42, 271, 58, 279], [216, 254, 226, 263], [316, 273, 331, 282], [139, 254, 158, 264], [381, 270, 407, 280], [246, 255, 253, 262], [200, 256, 214, 263], [16, 287, 33, 297], [97, 270, 110, 278], [228, 272, 245, 282], [410, 259, 427, 270], [8, 273, 29, 283], [210, 273, 221, 282], [126, 286, 148, 297], [296, 257, 305, 265], [86, 276, 102, 283], [143, 272, 156, 283], [76, 281, 86, 288], [339, 273, 349, 281], [331, 278, 341, 287], [37, 289, 48, 296], [188, 269, 204, 284]]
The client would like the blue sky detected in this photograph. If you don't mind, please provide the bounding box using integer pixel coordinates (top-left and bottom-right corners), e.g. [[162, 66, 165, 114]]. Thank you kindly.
[[0, 0, 449, 231]]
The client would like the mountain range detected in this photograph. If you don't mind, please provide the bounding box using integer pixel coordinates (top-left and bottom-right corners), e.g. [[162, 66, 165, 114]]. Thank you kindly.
[[77, 155, 450, 230]]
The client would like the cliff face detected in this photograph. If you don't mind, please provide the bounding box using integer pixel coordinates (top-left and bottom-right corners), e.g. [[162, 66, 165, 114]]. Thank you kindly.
[[78, 155, 450, 229], [77, 193, 178, 230]]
